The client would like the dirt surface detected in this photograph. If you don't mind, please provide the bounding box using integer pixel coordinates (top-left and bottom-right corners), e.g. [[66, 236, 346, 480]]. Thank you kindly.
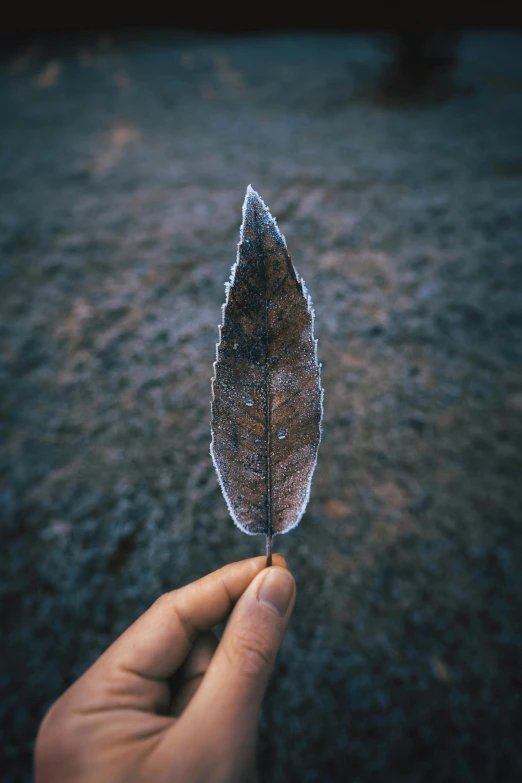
[[1, 30, 522, 783]]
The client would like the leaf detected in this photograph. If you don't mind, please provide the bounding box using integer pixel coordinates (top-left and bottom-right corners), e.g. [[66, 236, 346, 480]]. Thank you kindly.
[[210, 186, 323, 562]]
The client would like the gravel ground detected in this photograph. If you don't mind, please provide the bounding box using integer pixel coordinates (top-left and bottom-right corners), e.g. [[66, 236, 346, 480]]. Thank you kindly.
[[1, 29, 522, 783]]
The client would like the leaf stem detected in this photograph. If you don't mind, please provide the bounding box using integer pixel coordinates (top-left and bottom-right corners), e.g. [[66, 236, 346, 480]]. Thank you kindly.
[[266, 534, 273, 567]]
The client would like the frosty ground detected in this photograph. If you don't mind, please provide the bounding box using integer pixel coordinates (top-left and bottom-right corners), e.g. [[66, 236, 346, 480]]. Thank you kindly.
[[1, 30, 522, 782]]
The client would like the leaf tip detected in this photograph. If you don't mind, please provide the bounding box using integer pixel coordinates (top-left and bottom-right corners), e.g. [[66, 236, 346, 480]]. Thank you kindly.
[[243, 184, 265, 215], [240, 185, 285, 250]]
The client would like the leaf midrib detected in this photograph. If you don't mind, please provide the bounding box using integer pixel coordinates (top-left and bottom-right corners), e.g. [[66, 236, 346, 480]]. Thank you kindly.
[[263, 245, 273, 540]]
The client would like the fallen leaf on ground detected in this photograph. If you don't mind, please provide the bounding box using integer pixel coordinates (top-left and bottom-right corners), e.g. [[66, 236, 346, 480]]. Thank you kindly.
[[325, 499, 352, 518]]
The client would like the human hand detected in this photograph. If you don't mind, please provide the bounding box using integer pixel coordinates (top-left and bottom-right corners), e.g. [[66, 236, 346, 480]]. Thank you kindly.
[[35, 556, 295, 783]]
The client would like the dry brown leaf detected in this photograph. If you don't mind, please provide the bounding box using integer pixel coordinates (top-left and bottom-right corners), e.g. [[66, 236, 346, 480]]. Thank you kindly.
[[375, 482, 408, 510], [324, 499, 352, 518], [33, 61, 61, 89]]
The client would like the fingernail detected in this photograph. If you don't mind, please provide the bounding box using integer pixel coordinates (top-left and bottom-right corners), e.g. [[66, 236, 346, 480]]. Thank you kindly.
[[258, 569, 294, 616]]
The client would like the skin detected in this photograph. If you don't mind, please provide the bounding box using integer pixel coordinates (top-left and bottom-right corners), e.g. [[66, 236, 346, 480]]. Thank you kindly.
[[35, 555, 296, 783]]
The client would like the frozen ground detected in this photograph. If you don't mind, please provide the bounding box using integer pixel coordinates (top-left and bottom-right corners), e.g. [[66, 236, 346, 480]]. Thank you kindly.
[[1, 29, 522, 782]]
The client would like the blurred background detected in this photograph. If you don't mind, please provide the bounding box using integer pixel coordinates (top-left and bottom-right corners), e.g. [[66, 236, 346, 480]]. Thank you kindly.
[[1, 11, 522, 783]]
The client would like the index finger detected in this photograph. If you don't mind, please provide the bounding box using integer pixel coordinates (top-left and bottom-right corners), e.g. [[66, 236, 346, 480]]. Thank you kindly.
[[95, 554, 287, 682]]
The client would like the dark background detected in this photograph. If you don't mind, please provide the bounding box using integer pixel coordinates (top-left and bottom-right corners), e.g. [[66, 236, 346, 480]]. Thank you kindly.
[[1, 15, 522, 783], [1, 2, 520, 37]]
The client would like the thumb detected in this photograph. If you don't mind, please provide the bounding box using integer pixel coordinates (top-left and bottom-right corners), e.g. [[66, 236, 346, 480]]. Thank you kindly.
[[184, 565, 295, 737]]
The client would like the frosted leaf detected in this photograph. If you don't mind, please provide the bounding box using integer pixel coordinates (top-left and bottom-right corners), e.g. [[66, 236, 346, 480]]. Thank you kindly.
[[210, 186, 323, 543]]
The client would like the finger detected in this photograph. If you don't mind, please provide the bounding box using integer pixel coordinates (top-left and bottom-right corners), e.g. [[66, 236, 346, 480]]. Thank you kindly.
[[92, 554, 287, 682], [169, 631, 218, 717], [180, 566, 295, 749]]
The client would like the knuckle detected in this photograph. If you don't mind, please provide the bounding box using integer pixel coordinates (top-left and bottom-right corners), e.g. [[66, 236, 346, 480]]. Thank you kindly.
[[154, 590, 199, 644], [154, 589, 177, 609], [153, 589, 180, 619], [227, 626, 275, 680]]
